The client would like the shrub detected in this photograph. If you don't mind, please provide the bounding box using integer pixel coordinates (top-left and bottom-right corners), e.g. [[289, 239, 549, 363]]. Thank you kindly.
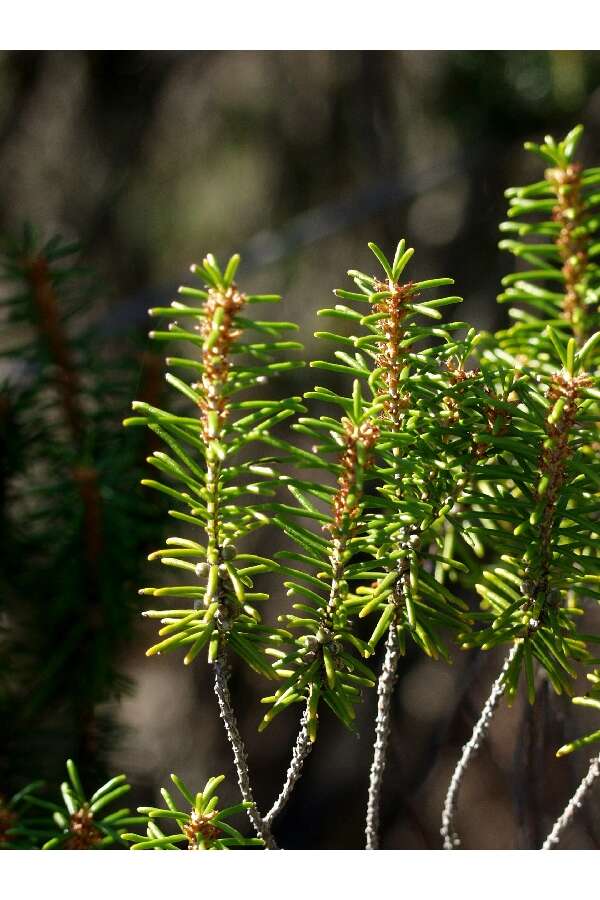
[[2, 125, 599, 850]]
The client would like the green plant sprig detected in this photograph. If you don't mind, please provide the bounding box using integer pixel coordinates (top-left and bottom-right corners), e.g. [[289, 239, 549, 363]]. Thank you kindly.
[[123, 773, 263, 850], [459, 332, 599, 700], [321, 241, 480, 661], [124, 253, 304, 675], [21, 760, 143, 849], [499, 125, 600, 356], [260, 378, 381, 740]]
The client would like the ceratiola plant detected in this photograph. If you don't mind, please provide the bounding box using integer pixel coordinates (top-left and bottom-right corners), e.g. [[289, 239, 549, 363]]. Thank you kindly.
[[4, 125, 600, 852], [441, 126, 600, 851], [124, 253, 305, 848], [263, 244, 484, 846], [329, 246, 483, 849], [123, 242, 487, 849]]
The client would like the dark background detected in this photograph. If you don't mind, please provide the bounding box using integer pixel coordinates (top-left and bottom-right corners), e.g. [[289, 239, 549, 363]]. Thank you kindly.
[[2, 50, 600, 849]]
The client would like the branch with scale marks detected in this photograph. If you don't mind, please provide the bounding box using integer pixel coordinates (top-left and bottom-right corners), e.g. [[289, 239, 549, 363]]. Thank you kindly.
[[462, 334, 599, 697], [124, 773, 264, 850], [365, 622, 399, 850], [125, 251, 303, 844], [541, 754, 600, 850], [213, 649, 276, 847], [544, 670, 600, 850], [319, 240, 483, 847], [441, 319, 600, 846], [440, 132, 600, 853], [264, 707, 312, 827], [441, 642, 519, 850], [258, 240, 485, 837]]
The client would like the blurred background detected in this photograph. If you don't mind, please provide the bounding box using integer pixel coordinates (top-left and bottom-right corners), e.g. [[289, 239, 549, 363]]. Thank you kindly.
[[1, 50, 600, 850]]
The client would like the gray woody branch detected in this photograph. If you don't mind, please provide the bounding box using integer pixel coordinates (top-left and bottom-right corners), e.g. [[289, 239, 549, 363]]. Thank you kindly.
[[265, 704, 313, 826], [542, 754, 600, 850], [365, 622, 400, 850], [213, 648, 277, 849], [441, 643, 519, 849]]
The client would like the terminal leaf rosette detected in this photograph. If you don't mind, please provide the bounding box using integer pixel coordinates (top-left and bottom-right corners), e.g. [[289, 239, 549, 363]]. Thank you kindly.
[[123, 773, 263, 850], [20, 760, 143, 849]]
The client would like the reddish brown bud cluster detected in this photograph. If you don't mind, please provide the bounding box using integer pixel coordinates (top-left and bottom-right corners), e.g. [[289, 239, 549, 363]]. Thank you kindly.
[[541, 372, 590, 485], [528, 373, 590, 607], [372, 279, 416, 426], [63, 807, 102, 849], [199, 285, 247, 440], [443, 359, 479, 427], [183, 809, 222, 849], [328, 418, 380, 535], [546, 163, 588, 334]]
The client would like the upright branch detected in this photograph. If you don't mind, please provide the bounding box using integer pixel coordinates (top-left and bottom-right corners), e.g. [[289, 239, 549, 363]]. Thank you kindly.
[[268, 415, 379, 818], [262, 390, 380, 740], [21, 248, 105, 597], [441, 130, 600, 848], [324, 240, 474, 848], [198, 273, 278, 844], [441, 325, 599, 848], [264, 707, 311, 826], [23, 249, 106, 760], [213, 650, 276, 848], [365, 622, 399, 849], [126, 251, 304, 845]]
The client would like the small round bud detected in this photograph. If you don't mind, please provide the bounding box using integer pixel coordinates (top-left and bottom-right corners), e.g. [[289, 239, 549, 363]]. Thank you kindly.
[[195, 562, 209, 578], [221, 544, 237, 561]]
